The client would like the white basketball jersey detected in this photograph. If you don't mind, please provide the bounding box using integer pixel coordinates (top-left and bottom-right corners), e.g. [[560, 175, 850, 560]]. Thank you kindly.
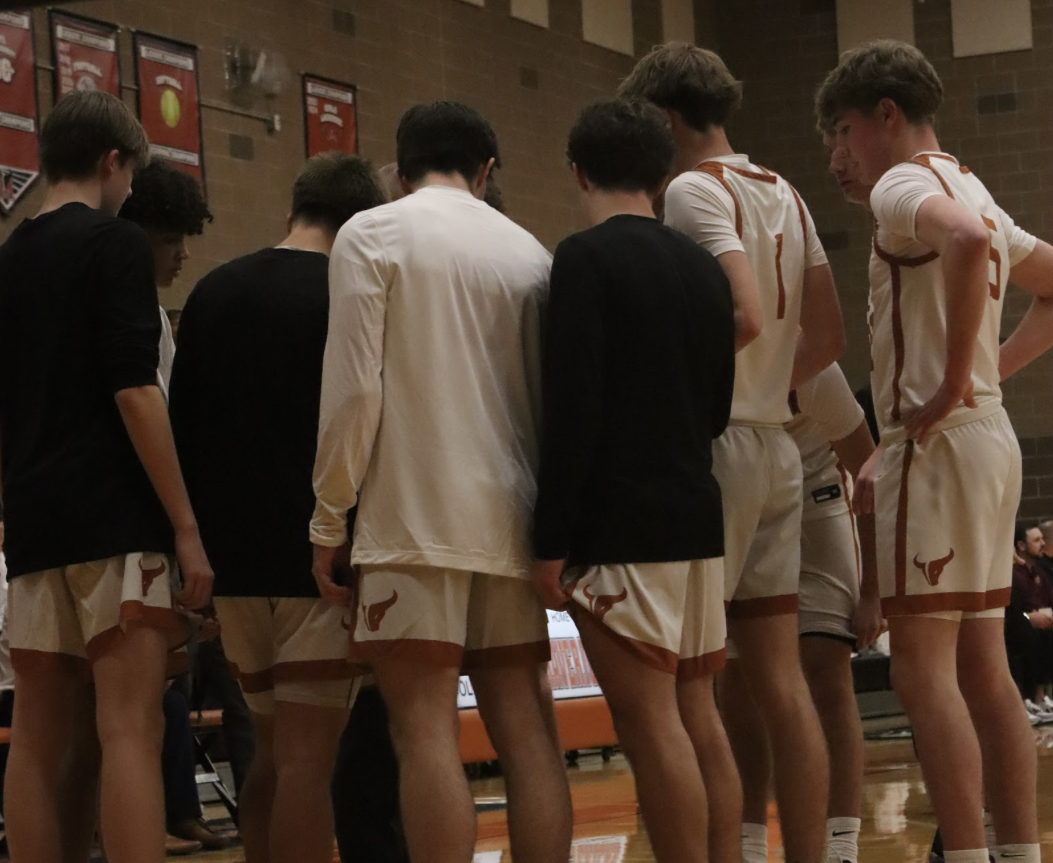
[[787, 362, 864, 521], [869, 152, 1036, 437], [665, 155, 827, 426]]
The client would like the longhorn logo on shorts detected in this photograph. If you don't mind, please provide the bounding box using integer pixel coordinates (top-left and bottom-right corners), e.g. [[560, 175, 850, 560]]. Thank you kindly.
[[139, 557, 166, 597], [912, 549, 955, 586], [363, 591, 399, 632], [583, 584, 628, 621]]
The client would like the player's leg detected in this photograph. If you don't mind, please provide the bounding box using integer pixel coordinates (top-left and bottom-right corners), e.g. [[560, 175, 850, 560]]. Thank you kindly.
[[888, 615, 986, 852], [731, 613, 829, 863], [957, 616, 1038, 852], [268, 598, 358, 863], [4, 658, 95, 863], [466, 575, 571, 863], [213, 597, 278, 863], [5, 568, 101, 863], [355, 566, 474, 863], [800, 636, 862, 862], [731, 431, 829, 863], [575, 607, 708, 863], [93, 620, 169, 863], [716, 660, 770, 827], [676, 559, 743, 863], [271, 701, 350, 863], [238, 710, 276, 863], [797, 513, 865, 863], [471, 662, 572, 863]]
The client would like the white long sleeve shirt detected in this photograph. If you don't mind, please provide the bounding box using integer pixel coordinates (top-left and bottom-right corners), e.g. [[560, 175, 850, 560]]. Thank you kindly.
[[310, 185, 552, 579]]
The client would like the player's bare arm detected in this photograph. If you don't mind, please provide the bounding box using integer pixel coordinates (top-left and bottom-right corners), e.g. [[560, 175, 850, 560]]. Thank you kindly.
[[790, 263, 846, 389], [714, 249, 764, 352], [904, 195, 988, 442], [1000, 239, 1053, 381], [115, 384, 214, 610]]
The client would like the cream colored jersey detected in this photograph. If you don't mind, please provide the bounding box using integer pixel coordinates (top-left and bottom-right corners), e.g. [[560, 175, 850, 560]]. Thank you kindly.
[[665, 155, 828, 426], [868, 152, 1037, 438], [787, 362, 864, 521], [311, 185, 551, 578]]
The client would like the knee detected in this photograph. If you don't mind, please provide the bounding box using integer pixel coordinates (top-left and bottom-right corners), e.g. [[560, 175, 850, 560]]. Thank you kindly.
[[96, 701, 164, 751]]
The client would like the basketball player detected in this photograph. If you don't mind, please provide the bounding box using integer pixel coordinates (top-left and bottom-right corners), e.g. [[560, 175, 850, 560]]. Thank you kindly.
[[169, 154, 385, 863], [310, 102, 572, 863], [817, 39, 1053, 863], [531, 99, 736, 863], [720, 360, 880, 863], [0, 91, 213, 863], [118, 158, 213, 396], [621, 43, 845, 863]]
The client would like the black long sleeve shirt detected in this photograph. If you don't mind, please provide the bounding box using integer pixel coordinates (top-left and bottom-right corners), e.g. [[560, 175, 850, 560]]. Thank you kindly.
[[532, 215, 735, 566]]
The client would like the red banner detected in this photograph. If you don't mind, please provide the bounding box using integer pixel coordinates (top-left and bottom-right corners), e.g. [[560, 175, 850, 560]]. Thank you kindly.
[[134, 33, 204, 186], [0, 10, 39, 216], [50, 10, 120, 98], [302, 74, 358, 157]]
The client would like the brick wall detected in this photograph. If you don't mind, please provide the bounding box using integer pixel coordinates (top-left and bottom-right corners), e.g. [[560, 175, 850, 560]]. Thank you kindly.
[[0, 0, 676, 306], [714, 0, 1053, 521]]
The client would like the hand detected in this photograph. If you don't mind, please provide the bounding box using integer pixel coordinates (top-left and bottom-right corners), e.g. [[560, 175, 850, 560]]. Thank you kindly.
[[313, 542, 354, 606], [905, 375, 976, 444], [185, 604, 221, 641], [854, 590, 886, 650], [1029, 610, 1053, 630], [531, 558, 568, 610], [174, 526, 214, 611], [852, 446, 883, 516]]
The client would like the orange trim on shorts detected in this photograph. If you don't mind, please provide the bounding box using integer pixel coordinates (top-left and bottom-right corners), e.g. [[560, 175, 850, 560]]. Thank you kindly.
[[677, 647, 728, 679], [726, 593, 799, 619], [882, 586, 1010, 617], [349, 637, 465, 669], [894, 440, 916, 598], [9, 647, 90, 675], [570, 605, 679, 675], [84, 600, 191, 662], [462, 640, 551, 671]]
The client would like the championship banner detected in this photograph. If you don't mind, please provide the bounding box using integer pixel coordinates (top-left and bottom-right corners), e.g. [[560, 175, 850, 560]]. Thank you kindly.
[[0, 10, 39, 215], [457, 610, 602, 710], [134, 32, 204, 185], [302, 73, 358, 157], [49, 10, 120, 98]]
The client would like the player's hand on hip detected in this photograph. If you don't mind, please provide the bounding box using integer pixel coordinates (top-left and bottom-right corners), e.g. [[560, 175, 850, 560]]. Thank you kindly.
[[854, 590, 885, 650], [852, 445, 883, 516], [532, 558, 569, 610], [312, 542, 354, 606], [906, 376, 976, 443], [174, 526, 215, 610]]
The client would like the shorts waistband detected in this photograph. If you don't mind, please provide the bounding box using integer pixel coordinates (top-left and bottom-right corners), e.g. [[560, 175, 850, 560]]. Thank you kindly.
[[880, 400, 1004, 446]]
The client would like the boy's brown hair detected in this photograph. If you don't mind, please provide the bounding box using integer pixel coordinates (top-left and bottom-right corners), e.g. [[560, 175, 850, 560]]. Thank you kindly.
[[815, 40, 943, 132], [617, 42, 742, 132], [40, 91, 150, 182], [290, 152, 386, 234]]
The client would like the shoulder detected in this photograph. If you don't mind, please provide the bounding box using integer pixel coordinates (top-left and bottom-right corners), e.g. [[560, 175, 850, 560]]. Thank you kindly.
[[871, 162, 943, 205], [97, 214, 151, 251]]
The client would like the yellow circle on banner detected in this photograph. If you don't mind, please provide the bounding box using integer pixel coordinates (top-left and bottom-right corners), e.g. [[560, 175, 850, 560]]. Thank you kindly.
[[160, 89, 180, 128]]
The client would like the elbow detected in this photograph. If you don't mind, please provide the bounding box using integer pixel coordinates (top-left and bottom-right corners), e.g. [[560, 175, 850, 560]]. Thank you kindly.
[[828, 324, 848, 363], [736, 309, 763, 350], [949, 225, 991, 261]]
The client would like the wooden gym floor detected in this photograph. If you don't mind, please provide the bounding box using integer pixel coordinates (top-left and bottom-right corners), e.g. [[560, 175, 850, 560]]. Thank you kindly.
[[176, 726, 1053, 863]]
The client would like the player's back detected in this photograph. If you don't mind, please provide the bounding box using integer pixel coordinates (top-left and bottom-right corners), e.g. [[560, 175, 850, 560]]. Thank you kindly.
[[869, 152, 1033, 437], [665, 155, 827, 426], [345, 185, 552, 577]]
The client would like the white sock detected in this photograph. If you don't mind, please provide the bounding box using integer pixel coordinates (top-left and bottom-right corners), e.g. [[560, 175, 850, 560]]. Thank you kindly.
[[983, 810, 997, 852], [994, 844, 1040, 863], [826, 816, 861, 863], [741, 822, 768, 863], [944, 850, 994, 863]]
